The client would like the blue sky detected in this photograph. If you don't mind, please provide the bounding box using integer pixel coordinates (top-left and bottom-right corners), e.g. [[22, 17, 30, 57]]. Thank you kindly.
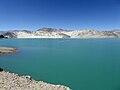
[[0, 0, 119, 31]]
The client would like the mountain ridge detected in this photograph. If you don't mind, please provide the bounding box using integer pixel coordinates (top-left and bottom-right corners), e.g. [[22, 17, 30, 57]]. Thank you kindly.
[[0, 28, 120, 38]]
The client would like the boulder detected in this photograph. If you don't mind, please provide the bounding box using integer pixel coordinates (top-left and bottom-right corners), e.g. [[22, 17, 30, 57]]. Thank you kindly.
[[0, 68, 3, 72]]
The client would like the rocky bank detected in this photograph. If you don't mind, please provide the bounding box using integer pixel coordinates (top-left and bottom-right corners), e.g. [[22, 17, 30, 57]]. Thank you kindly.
[[0, 69, 70, 90]]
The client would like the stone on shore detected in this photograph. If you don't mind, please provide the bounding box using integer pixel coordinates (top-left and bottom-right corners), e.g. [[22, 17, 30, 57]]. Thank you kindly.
[[0, 70, 71, 90], [0, 68, 3, 72]]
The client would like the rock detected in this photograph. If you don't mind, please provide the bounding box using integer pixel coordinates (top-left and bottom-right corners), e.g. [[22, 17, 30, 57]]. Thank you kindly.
[[25, 75, 32, 80], [0, 68, 3, 72]]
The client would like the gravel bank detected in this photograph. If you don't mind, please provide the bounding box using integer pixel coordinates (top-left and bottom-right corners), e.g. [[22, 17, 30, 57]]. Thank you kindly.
[[0, 70, 71, 90]]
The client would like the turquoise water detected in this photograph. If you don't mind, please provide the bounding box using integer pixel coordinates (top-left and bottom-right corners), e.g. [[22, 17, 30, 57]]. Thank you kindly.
[[0, 39, 120, 90]]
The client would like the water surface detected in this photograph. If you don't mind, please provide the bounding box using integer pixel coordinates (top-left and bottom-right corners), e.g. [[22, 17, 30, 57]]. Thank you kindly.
[[0, 39, 120, 90]]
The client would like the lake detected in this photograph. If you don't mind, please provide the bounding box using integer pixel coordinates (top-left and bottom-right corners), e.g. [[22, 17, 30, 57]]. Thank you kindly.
[[0, 39, 120, 90]]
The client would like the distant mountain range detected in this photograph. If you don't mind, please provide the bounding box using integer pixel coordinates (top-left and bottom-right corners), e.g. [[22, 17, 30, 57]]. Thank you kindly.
[[0, 28, 120, 38]]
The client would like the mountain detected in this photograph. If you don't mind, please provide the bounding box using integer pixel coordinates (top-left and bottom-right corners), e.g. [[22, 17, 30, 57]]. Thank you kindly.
[[0, 28, 120, 38]]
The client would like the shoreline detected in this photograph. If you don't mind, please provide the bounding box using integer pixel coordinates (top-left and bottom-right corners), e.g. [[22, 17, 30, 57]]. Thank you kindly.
[[0, 69, 71, 90], [0, 47, 71, 90]]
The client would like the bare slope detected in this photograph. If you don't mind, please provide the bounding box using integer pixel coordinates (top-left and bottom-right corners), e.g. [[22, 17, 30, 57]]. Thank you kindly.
[[1, 28, 120, 38]]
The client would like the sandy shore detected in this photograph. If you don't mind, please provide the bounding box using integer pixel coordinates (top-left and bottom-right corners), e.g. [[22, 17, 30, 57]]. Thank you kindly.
[[0, 47, 71, 90]]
